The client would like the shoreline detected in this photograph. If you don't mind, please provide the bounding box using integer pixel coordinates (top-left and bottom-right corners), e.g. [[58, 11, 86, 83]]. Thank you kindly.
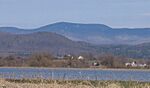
[[0, 67, 150, 71]]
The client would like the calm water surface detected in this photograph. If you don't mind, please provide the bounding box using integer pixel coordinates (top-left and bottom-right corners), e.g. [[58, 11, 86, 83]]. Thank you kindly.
[[0, 68, 149, 82]]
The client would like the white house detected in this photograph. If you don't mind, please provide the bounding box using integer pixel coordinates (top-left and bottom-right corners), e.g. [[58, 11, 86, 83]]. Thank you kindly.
[[125, 61, 147, 67], [78, 56, 84, 60], [131, 61, 137, 67], [125, 63, 131, 67], [93, 62, 100, 66]]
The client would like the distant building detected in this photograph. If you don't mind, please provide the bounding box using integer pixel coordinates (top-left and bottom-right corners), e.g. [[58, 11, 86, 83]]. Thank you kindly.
[[93, 62, 100, 66], [78, 56, 84, 60], [56, 56, 64, 59], [56, 54, 74, 59], [125, 61, 147, 67], [67, 54, 71, 57], [125, 63, 131, 67], [131, 61, 137, 67]]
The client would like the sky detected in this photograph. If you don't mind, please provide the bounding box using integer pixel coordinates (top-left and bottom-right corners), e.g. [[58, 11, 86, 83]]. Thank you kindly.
[[0, 0, 150, 28]]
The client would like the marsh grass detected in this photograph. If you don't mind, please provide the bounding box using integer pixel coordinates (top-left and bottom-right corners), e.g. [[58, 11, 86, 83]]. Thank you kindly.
[[0, 79, 148, 88]]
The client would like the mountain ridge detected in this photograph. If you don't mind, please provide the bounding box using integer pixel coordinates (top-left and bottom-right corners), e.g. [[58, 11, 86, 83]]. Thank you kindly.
[[0, 32, 97, 56], [0, 22, 150, 45], [0, 31, 149, 59]]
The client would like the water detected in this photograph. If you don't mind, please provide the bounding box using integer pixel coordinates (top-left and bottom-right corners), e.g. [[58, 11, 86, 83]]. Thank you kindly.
[[0, 68, 149, 82]]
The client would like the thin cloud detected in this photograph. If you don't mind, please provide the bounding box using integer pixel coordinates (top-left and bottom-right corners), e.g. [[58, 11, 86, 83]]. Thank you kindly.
[[141, 13, 150, 16]]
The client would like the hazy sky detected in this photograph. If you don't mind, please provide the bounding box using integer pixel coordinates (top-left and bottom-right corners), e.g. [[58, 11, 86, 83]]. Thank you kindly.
[[0, 0, 150, 28]]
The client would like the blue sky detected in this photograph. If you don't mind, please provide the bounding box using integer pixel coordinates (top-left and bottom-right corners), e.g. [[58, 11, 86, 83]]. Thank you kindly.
[[0, 0, 150, 28]]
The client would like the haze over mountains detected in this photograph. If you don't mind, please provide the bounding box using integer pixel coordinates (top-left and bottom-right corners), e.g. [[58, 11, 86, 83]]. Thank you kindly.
[[0, 22, 150, 45], [0, 22, 150, 59]]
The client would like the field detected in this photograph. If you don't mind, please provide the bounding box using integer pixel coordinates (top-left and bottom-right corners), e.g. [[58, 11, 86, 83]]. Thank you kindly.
[[0, 79, 150, 88]]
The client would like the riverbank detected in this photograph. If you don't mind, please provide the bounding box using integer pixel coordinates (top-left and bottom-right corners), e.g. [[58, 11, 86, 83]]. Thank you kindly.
[[0, 79, 150, 88], [0, 67, 150, 71]]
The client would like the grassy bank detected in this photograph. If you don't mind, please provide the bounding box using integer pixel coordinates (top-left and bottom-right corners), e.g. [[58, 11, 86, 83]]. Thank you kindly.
[[0, 67, 150, 71], [0, 79, 149, 88]]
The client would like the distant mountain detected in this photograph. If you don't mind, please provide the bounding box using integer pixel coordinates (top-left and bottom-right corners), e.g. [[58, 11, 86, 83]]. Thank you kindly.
[[0, 32, 97, 56], [0, 22, 150, 44], [0, 32, 150, 59], [96, 43, 150, 59]]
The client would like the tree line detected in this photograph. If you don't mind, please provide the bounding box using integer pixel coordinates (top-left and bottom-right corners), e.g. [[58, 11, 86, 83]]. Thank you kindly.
[[0, 53, 150, 68]]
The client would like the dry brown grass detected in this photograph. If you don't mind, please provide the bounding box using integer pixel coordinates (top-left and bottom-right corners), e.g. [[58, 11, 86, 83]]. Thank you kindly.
[[0, 79, 93, 88], [0, 79, 150, 88]]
